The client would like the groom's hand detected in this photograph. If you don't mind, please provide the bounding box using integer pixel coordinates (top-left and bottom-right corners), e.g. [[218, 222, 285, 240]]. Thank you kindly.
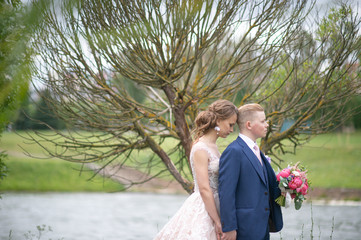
[[221, 230, 236, 240]]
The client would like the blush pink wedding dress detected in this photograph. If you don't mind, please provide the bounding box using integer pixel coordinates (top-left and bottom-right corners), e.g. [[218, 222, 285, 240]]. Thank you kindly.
[[154, 141, 220, 240]]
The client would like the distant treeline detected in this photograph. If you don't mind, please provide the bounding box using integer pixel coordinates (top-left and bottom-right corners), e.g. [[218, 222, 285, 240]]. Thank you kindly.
[[351, 96, 361, 129], [11, 90, 65, 130]]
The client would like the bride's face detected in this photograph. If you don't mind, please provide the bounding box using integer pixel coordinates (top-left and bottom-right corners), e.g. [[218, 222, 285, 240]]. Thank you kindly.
[[217, 113, 237, 138]]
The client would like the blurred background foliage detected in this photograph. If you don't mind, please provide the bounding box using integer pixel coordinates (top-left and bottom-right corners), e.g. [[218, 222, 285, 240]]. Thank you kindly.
[[0, 0, 49, 183]]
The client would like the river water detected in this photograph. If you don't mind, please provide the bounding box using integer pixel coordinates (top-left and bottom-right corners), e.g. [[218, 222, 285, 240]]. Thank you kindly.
[[0, 192, 360, 240]]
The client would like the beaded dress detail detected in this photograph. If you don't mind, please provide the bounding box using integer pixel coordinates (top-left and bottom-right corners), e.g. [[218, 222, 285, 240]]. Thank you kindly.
[[154, 141, 220, 240]]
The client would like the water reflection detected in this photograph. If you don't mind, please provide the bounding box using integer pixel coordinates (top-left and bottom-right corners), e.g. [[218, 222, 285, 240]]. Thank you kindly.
[[0, 192, 360, 240]]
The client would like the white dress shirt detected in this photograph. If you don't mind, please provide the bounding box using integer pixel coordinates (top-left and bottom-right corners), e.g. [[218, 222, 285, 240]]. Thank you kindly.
[[239, 133, 264, 166], [239, 133, 258, 156]]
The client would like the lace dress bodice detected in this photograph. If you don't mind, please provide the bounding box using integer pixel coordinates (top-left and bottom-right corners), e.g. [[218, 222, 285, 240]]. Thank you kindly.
[[190, 141, 220, 194]]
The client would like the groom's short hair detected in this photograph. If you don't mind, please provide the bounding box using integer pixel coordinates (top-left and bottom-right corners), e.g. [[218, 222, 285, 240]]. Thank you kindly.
[[237, 103, 264, 130]]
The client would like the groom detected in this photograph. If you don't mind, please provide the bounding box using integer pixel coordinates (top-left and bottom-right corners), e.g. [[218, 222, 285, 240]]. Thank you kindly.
[[218, 103, 283, 240]]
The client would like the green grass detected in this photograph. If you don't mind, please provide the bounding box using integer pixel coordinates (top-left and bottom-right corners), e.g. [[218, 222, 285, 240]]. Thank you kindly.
[[270, 131, 361, 189], [0, 157, 124, 192], [0, 131, 124, 192], [1, 130, 361, 191], [128, 131, 361, 189]]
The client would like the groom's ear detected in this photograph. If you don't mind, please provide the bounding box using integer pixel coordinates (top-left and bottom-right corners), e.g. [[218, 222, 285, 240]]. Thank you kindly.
[[245, 120, 252, 130]]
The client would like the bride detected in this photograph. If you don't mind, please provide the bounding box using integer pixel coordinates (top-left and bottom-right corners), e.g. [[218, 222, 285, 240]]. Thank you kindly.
[[154, 100, 238, 240]]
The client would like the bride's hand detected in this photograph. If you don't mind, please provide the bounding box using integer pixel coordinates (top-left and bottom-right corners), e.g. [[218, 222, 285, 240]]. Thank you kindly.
[[215, 222, 223, 240]]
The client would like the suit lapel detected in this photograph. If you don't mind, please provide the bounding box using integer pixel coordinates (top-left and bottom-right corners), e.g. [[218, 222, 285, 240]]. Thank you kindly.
[[236, 137, 267, 186]]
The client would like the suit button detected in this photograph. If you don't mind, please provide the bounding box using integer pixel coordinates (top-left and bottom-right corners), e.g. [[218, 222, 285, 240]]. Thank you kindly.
[[265, 208, 269, 211], [265, 192, 268, 195]]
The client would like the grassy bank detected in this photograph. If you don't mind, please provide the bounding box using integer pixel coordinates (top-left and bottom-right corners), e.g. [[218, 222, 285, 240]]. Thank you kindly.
[[218, 131, 361, 189], [104, 130, 361, 189], [275, 131, 361, 189], [0, 130, 360, 192], [0, 156, 124, 192], [0, 131, 124, 192]]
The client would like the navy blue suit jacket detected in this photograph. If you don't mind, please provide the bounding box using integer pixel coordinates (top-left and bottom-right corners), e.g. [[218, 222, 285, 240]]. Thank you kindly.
[[219, 137, 283, 240]]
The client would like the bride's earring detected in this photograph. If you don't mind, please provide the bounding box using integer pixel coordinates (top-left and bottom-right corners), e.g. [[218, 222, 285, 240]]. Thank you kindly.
[[214, 126, 220, 135]]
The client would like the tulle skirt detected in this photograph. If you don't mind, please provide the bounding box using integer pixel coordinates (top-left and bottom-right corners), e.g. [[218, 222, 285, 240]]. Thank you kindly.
[[154, 191, 219, 240]]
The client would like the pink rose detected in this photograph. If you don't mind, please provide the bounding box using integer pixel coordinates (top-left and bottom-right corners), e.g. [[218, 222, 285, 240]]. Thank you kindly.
[[300, 183, 308, 195], [288, 181, 297, 190], [289, 177, 303, 190], [277, 168, 291, 181]]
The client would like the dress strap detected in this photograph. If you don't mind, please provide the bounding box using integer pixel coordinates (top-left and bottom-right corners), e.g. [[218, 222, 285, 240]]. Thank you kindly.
[[191, 141, 219, 161]]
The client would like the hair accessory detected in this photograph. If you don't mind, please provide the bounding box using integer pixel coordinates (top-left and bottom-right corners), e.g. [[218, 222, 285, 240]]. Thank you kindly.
[[214, 126, 220, 134]]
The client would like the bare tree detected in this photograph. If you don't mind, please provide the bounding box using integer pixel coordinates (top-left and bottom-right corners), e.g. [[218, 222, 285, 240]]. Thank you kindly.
[[28, 0, 360, 193]]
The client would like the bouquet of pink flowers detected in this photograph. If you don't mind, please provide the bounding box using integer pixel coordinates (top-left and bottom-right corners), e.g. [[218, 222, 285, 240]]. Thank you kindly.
[[275, 162, 309, 210]]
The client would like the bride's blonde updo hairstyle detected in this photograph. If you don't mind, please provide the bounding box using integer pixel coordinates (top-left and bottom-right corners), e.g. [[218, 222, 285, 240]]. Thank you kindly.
[[192, 99, 238, 140]]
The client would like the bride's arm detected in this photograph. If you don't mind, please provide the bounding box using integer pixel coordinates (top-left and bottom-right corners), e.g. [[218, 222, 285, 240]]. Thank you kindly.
[[193, 150, 222, 238]]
